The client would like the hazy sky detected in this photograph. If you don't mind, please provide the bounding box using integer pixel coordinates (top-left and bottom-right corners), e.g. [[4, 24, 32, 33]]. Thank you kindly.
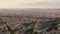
[[0, 0, 60, 8]]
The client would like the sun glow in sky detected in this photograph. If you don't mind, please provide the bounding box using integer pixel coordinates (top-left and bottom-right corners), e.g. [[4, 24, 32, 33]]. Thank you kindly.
[[0, 0, 60, 8]]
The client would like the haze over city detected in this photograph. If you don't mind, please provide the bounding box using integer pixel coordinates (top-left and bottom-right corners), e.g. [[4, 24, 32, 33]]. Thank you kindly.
[[0, 0, 60, 34]]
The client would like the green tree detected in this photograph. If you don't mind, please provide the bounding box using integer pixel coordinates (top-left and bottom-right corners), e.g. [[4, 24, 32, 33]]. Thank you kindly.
[[46, 23, 59, 32]]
